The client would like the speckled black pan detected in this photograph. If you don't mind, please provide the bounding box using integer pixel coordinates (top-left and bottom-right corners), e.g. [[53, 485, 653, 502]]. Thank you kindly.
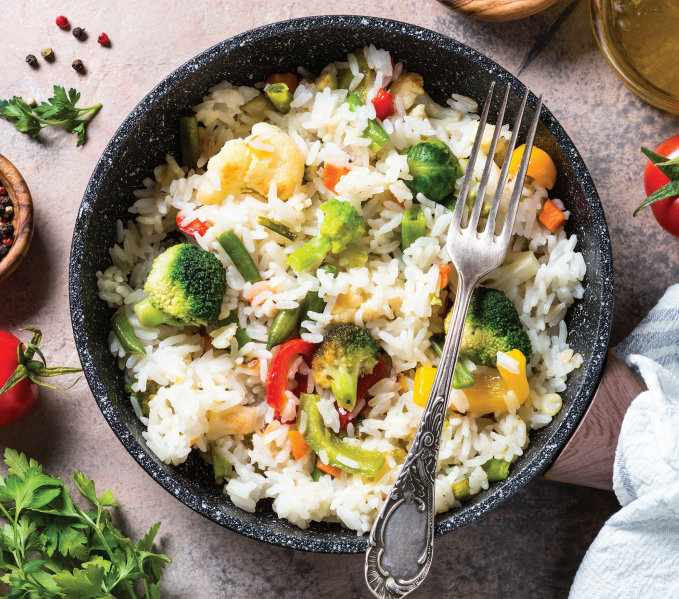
[[69, 15, 613, 554]]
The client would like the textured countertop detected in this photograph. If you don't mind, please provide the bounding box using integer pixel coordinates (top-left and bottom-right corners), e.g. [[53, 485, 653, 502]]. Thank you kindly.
[[2, 0, 677, 597]]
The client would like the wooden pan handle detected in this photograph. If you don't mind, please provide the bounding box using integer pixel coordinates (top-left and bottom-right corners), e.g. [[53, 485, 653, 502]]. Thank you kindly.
[[436, 0, 560, 21], [543, 350, 647, 491]]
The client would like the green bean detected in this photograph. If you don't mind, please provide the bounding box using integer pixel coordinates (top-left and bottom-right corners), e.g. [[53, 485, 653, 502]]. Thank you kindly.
[[482, 458, 511, 482], [111, 313, 146, 355], [345, 92, 363, 112], [214, 313, 251, 349], [311, 466, 325, 482], [401, 206, 426, 251], [338, 50, 370, 104], [257, 216, 298, 241], [314, 71, 338, 92], [210, 443, 233, 479], [365, 120, 390, 153], [299, 265, 337, 334], [217, 230, 262, 284], [267, 264, 338, 347], [452, 479, 472, 502], [179, 116, 201, 169], [430, 335, 475, 389], [266, 83, 294, 114]]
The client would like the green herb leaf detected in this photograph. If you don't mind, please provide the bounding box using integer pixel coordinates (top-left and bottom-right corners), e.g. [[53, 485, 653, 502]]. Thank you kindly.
[[4, 448, 42, 479], [633, 180, 679, 216], [640, 147, 679, 180], [0, 85, 101, 146], [72, 470, 116, 507], [53, 564, 106, 599]]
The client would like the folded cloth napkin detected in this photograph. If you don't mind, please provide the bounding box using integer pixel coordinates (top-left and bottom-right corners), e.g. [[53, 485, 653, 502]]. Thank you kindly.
[[570, 284, 679, 598]]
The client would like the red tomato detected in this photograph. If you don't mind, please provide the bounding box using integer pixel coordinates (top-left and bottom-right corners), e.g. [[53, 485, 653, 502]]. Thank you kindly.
[[644, 134, 679, 237], [0, 331, 39, 426]]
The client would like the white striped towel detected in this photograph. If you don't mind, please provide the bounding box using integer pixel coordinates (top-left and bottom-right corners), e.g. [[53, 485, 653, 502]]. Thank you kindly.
[[570, 284, 679, 598]]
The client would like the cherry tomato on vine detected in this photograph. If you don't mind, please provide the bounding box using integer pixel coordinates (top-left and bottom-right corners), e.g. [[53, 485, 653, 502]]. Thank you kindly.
[[638, 134, 679, 237]]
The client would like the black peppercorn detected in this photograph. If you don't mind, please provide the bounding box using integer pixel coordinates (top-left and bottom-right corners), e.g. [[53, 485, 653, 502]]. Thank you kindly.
[[73, 27, 85, 38], [0, 197, 10, 210], [0, 223, 13, 238], [72, 59, 84, 71], [26, 54, 38, 66], [0, 244, 9, 260]]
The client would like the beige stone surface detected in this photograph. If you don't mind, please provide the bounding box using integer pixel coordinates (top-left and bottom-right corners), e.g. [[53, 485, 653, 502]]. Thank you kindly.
[[1, 0, 676, 597]]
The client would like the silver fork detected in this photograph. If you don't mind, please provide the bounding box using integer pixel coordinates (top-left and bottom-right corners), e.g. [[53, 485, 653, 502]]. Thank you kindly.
[[365, 82, 544, 599]]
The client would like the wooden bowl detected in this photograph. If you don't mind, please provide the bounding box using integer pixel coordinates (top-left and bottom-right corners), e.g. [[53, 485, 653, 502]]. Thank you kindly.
[[437, 0, 560, 21], [0, 155, 34, 283]]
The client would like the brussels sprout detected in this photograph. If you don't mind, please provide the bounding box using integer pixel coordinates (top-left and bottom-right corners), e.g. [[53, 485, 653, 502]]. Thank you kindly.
[[404, 139, 461, 203]]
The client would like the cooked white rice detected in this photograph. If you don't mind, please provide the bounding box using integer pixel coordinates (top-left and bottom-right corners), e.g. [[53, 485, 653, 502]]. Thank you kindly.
[[97, 45, 585, 535]]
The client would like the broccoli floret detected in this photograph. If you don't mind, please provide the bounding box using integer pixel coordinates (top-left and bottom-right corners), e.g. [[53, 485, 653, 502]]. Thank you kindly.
[[125, 380, 158, 417], [288, 199, 365, 271], [311, 324, 379, 410], [404, 139, 461, 203], [134, 243, 226, 328], [444, 287, 532, 367]]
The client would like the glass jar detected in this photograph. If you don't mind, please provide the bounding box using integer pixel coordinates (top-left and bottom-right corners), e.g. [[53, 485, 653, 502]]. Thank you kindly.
[[590, 0, 679, 114]]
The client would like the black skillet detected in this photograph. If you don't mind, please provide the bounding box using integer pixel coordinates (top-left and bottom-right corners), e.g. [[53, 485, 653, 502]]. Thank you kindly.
[[69, 15, 613, 554]]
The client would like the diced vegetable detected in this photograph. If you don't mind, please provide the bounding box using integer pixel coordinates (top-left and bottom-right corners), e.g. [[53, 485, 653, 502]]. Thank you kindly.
[[482, 458, 511, 481], [391, 448, 407, 462], [207, 405, 257, 440], [214, 313, 251, 349], [438, 265, 451, 289], [111, 313, 146, 355], [508, 144, 557, 189], [266, 73, 298, 94], [266, 83, 294, 114], [453, 361, 476, 390], [311, 466, 325, 481], [179, 115, 201, 169], [336, 242, 368, 269], [315, 457, 343, 478], [266, 339, 316, 414], [300, 393, 386, 477], [401, 206, 426, 251], [413, 366, 437, 408], [539, 199, 567, 233], [314, 71, 338, 92], [496, 349, 529, 404], [322, 163, 349, 194], [257, 216, 298, 241], [338, 49, 371, 104], [176, 214, 210, 237], [217, 230, 262, 284], [288, 431, 310, 461], [452, 479, 472, 502], [371, 88, 395, 121], [344, 92, 363, 112], [210, 443, 233, 479], [364, 120, 390, 153]]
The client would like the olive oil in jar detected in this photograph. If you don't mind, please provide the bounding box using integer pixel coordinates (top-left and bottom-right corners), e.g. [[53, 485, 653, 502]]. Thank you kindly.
[[591, 0, 679, 113]]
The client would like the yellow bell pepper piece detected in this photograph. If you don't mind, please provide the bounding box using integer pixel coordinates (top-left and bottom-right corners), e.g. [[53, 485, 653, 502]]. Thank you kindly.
[[413, 366, 437, 407], [508, 144, 557, 190], [461, 349, 529, 414]]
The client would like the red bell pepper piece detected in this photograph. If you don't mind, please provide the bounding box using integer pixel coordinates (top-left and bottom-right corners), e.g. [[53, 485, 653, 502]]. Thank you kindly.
[[266, 338, 316, 413], [371, 88, 395, 121], [176, 214, 210, 237], [335, 358, 386, 430]]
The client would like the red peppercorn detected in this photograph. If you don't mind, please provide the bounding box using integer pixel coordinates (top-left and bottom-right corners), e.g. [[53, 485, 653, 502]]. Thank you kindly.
[[98, 32, 109, 45], [2, 238, 13, 247], [56, 15, 69, 28], [0, 187, 5, 196]]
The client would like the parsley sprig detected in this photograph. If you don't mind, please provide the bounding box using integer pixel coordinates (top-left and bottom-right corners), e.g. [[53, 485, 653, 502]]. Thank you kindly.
[[0, 86, 102, 147], [0, 449, 170, 598]]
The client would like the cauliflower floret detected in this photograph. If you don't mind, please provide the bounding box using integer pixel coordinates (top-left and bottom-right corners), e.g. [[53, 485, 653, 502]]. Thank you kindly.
[[407, 104, 427, 120], [196, 122, 305, 205], [389, 72, 424, 112], [331, 286, 365, 325]]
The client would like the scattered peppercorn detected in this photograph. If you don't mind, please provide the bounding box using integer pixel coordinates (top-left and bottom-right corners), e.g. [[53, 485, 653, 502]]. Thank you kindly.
[[73, 27, 85, 39], [25, 54, 38, 67], [0, 197, 10, 211], [0, 188, 6, 197], [72, 59, 84, 71], [3, 206, 13, 218], [56, 15, 69, 28], [0, 223, 13, 238], [2, 238, 13, 247], [0, 245, 8, 260], [24, 98, 36, 108], [41, 47, 54, 60], [97, 32, 110, 45]]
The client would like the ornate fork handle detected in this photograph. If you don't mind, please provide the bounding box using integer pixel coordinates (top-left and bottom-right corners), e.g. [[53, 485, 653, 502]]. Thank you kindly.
[[365, 276, 477, 599]]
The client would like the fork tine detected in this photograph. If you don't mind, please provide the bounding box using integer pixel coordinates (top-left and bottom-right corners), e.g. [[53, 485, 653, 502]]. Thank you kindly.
[[483, 89, 529, 238], [497, 93, 544, 247], [468, 85, 511, 234], [451, 82, 495, 232]]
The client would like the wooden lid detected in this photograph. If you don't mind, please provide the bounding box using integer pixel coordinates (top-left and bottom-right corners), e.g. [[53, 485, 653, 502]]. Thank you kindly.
[[0, 154, 34, 283]]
